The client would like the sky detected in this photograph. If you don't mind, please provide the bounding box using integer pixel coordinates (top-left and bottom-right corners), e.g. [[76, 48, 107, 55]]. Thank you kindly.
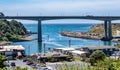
[[0, 0, 120, 24]]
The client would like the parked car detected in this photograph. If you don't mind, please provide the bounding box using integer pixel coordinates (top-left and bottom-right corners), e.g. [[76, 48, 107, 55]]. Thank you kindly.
[[11, 62, 16, 67], [38, 66, 52, 70], [31, 64, 38, 68], [23, 59, 27, 62], [31, 64, 36, 66], [26, 62, 34, 65], [4, 62, 10, 67], [46, 66, 52, 70]]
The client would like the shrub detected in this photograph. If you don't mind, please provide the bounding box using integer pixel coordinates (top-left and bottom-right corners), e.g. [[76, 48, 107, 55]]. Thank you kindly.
[[90, 50, 106, 65], [47, 55, 52, 62], [0, 55, 7, 68]]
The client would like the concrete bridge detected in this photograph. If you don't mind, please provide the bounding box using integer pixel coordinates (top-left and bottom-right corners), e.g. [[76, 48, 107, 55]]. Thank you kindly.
[[1, 16, 120, 42]]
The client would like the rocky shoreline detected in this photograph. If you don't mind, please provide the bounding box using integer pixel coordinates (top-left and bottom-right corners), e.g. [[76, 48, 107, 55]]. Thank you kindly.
[[0, 41, 12, 46], [60, 31, 102, 40], [60, 23, 120, 41], [0, 35, 37, 45]]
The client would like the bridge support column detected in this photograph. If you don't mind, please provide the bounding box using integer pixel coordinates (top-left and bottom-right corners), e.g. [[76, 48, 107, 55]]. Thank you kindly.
[[108, 20, 112, 40], [102, 20, 113, 41], [104, 20, 108, 39], [38, 19, 42, 42]]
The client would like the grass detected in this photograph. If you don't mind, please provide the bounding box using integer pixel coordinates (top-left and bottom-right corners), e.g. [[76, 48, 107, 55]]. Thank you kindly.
[[117, 43, 120, 48], [57, 63, 90, 70]]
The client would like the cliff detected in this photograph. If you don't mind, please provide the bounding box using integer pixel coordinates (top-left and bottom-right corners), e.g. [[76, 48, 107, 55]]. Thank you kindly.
[[0, 19, 28, 41]]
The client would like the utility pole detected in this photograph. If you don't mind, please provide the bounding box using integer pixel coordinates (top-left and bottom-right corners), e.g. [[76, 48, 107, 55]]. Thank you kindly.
[[28, 45, 30, 56], [99, 35, 101, 48], [47, 34, 49, 41], [44, 43, 46, 56], [17, 12, 18, 16], [69, 39, 71, 47]]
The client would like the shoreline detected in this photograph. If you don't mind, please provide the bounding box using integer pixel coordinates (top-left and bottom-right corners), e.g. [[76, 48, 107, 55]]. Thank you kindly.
[[60, 31, 120, 42], [60, 23, 120, 42], [0, 41, 13, 46], [60, 31, 102, 40], [15, 35, 37, 42], [0, 33, 37, 45]]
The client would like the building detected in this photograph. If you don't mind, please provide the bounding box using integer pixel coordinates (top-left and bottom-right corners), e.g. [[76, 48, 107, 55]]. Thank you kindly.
[[116, 30, 120, 36], [80, 46, 119, 56], [54, 47, 75, 54], [54, 47, 88, 58], [0, 45, 25, 60]]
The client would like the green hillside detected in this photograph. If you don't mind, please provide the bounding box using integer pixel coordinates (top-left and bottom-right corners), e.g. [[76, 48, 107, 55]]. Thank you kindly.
[[0, 20, 28, 41]]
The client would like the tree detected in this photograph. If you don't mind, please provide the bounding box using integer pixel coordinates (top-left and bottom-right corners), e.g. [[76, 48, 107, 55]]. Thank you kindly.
[[0, 12, 5, 17], [0, 55, 7, 68], [108, 60, 120, 70], [90, 50, 106, 65]]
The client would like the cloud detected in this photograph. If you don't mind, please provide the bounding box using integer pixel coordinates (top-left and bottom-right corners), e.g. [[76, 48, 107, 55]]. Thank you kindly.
[[0, 0, 120, 23], [0, 0, 120, 16]]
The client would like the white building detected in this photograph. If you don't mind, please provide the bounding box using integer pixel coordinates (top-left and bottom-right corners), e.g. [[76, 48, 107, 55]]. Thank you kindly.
[[116, 30, 120, 36], [0, 45, 25, 60], [54, 47, 75, 54]]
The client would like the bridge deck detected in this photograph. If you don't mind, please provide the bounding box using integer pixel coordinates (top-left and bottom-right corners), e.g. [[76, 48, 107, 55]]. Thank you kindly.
[[0, 16, 120, 21]]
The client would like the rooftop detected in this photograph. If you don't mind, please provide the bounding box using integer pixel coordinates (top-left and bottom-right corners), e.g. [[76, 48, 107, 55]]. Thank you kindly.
[[54, 47, 75, 51], [0, 45, 25, 52], [31, 51, 68, 58], [70, 50, 87, 55], [82, 46, 118, 50]]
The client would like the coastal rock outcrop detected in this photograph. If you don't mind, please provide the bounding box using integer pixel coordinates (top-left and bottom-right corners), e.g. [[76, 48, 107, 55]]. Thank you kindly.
[[60, 23, 120, 40]]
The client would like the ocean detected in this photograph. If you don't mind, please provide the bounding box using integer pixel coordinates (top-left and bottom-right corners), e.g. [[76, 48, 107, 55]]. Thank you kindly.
[[13, 23, 115, 55]]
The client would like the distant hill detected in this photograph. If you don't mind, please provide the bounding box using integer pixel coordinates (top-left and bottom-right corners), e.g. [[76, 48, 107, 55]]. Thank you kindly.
[[0, 20, 28, 41], [88, 23, 120, 36]]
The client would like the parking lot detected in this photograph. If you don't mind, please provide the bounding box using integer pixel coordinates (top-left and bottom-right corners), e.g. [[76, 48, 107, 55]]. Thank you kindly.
[[5, 59, 52, 70]]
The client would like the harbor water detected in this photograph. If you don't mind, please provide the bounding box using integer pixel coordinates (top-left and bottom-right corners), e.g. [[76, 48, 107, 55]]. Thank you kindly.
[[13, 23, 115, 55]]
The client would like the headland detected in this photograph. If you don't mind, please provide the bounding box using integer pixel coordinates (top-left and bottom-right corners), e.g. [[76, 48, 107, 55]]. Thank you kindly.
[[0, 19, 36, 45], [60, 23, 120, 41]]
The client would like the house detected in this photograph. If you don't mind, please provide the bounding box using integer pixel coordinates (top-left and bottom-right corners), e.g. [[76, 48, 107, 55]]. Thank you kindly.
[[80, 46, 119, 56], [0, 45, 25, 60], [53, 47, 75, 54], [116, 30, 120, 36]]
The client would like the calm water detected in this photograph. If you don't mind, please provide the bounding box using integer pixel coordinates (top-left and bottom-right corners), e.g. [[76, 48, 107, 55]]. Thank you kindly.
[[13, 23, 115, 55]]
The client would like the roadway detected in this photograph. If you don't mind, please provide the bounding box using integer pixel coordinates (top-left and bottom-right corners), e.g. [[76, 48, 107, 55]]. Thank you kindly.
[[1, 16, 120, 21]]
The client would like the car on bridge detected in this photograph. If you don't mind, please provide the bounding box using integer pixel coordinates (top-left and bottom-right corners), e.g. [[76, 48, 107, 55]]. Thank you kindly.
[[86, 15, 94, 17]]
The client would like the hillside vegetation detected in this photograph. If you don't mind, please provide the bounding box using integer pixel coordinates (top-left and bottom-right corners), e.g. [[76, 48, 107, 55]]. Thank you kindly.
[[88, 23, 120, 36], [0, 20, 28, 41]]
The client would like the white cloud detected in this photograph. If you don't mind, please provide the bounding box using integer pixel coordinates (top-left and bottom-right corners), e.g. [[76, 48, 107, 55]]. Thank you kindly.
[[0, 0, 120, 16], [1, 0, 120, 23]]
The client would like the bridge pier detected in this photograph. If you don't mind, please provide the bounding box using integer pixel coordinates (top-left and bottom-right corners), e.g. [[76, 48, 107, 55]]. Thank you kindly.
[[104, 20, 108, 39], [108, 20, 112, 39], [102, 20, 113, 41], [38, 19, 42, 42]]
